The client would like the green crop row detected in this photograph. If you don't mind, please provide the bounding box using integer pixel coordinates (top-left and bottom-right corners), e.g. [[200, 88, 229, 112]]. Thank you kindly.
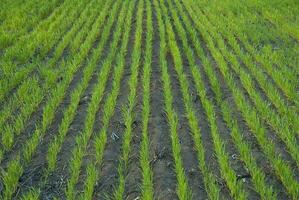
[[183, 0, 299, 198], [171, 0, 276, 198], [0, 0, 63, 49], [197, 0, 299, 98], [1, 0, 297, 199], [0, 0, 104, 136], [79, 0, 136, 198], [1, 0, 116, 198], [154, 0, 193, 198], [65, 0, 134, 198], [0, 0, 87, 101], [0, 0, 101, 162], [200, 9, 299, 127], [112, 0, 144, 198], [191, 5, 299, 164], [162, 0, 249, 199], [46, 0, 113, 174], [139, 0, 154, 199], [187, 0, 299, 165]]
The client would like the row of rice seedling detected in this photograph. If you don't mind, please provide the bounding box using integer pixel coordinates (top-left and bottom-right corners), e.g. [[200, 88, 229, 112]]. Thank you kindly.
[[264, 12, 299, 42], [236, 0, 299, 76], [0, 0, 88, 101], [208, 1, 296, 57], [209, 18, 299, 138], [1, 77, 42, 151], [0, 77, 40, 133], [215, 0, 298, 39], [0, 0, 91, 98], [0, 75, 41, 127], [201, 0, 299, 102], [186, 0, 298, 195], [0, 0, 40, 43], [244, 43, 299, 109], [153, 0, 193, 198], [139, 0, 154, 198], [1, 0, 72, 68], [234, 0, 298, 40], [161, 0, 249, 199], [235, 32, 298, 106], [55, 2, 124, 195], [0, 0, 101, 156], [0, 0, 106, 141], [0, 0, 42, 25], [0, 0, 102, 162], [0, 0, 109, 127], [78, 0, 136, 198], [46, 0, 103, 68], [203, 1, 299, 109], [0, 48, 74, 200], [182, 0, 299, 198], [240, 0, 299, 42], [20, 189, 40, 200], [0, 0, 63, 49], [0, 0, 20, 22], [187, 1, 299, 166], [65, 0, 134, 198], [112, 0, 144, 198], [0, 0, 117, 198], [199, 9, 299, 129], [171, 0, 276, 198], [16, 0, 118, 198], [46, 0, 115, 174], [1, 0, 297, 199]]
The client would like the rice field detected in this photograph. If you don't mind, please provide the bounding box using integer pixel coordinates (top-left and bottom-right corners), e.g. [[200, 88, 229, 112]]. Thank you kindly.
[[0, 0, 298, 199]]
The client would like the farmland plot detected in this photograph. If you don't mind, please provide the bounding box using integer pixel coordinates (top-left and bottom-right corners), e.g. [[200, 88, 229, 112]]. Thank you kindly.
[[0, 0, 298, 199]]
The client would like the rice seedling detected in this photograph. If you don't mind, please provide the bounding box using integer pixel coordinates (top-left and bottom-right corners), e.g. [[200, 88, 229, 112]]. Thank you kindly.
[[66, 0, 134, 198], [182, 1, 299, 198], [171, 0, 276, 198], [112, 0, 144, 198], [1, 0, 297, 199], [153, 0, 193, 198], [46, 0, 115, 173], [139, 0, 154, 199]]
